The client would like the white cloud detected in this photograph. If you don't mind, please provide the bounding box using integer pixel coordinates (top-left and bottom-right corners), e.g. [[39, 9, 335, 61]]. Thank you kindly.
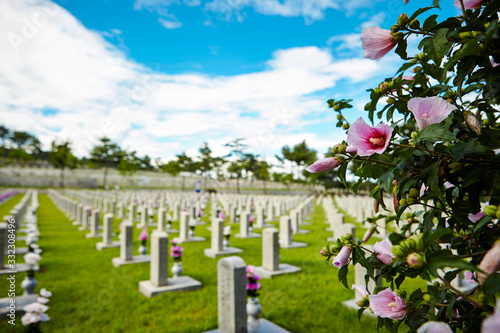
[[0, 0, 397, 161], [158, 18, 182, 29]]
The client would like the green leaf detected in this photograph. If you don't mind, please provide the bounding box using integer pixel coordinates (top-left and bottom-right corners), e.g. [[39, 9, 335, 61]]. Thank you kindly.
[[395, 38, 408, 60], [370, 185, 386, 210], [338, 265, 349, 289], [423, 227, 453, 248], [425, 250, 475, 277], [451, 139, 490, 160], [416, 118, 455, 143], [432, 29, 453, 66], [445, 40, 483, 71], [410, 6, 438, 21], [483, 273, 500, 296]]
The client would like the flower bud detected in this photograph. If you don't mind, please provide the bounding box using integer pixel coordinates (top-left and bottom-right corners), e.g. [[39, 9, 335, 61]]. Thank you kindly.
[[448, 161, 462, 173], [390, 25, 400, 33], [336, 114, 343, 120], [363, 227, 376, 243], [465, 113, 482, 135], [410, 131, 418, 140], [356, 297, 370, 308], [393, 194, 400, 210], [390, 32, 404, 43], [409, 19, 420, 29], [397, 13, 409, 27], [407, 197, 417, 205], [484, 205, 498, 217], [423, 294, 431, 302], [319, 247, 330, 256], [333, 105, 340, 111], [345, 233, 353, 242], [391, 245, 405, 257], [409, 188, 419, 198], [407, 253, 425, 268], [496, 207, 500, 220], [387, 97, 396, 104], [342, 123, 349, 130]]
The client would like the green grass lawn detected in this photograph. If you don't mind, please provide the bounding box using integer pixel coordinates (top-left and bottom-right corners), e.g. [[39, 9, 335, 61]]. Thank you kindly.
[[1, 193, 412, 332]]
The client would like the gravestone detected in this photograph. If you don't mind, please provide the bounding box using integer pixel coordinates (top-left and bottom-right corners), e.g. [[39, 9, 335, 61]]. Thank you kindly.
[[86, 210, 102, 238], [279, 216, 307, 249], [112, 222, 150, 267], [78, 206, 91, 231], [178, 211, 205, 243], [204, 256, 290, 333], [204, 219, 243, 258], [138, 231, 202, 297], [254, 228, 301, 279], [96, 213, 120, 250], [235, 211, 260, 239]]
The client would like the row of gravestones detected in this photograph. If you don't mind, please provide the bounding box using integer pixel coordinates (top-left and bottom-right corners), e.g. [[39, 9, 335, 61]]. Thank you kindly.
[[0, 189, 35, 275], [0, 191, 45, 319], [48, 190, 318, 332]]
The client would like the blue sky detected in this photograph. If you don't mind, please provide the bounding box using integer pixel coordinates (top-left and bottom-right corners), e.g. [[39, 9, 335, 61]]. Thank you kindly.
[[0, 0, 457, 166]]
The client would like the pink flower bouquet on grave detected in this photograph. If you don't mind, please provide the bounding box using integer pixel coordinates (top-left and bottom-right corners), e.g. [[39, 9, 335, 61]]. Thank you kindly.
[[246, 265, 262, 298], [170, 239, 183, 262], [138, 228, 148, 246]]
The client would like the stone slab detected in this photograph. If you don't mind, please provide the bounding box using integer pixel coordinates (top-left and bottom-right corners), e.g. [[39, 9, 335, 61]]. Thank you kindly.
[[235, 233, 261, 239], [203, 247, 244, 258], [164, 228, 179, 233], [136, 223, 157, 229], [96, 241, 120, 251], [254, 223, 275, 229], [77, 226, 88, 231], [254, 263, 301, 279], [85, 233, 103, 239], [112, 255, 151, 267], [280, 242, 307, 249], [327, 237, 336, 242], [302, 222, 312, 226], [4, 247, 28, 255], [178, 236, 206, 244], [294, 229, 310, 234], [0, 264, 36, 276], [0, 294, 38, 319], [205, 319, 290, 333], [138, 276, 202, 297]]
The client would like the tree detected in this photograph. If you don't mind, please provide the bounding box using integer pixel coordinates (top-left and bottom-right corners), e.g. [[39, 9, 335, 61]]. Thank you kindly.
[[279, 140, 317, 179], [161, 160, 181, 177], [89, 137, 125, 188], [227, 160, 245, 193], [175, 152, 196, 191], [49, 140, 77, 187], [311, 2, 500, 331], [225, 138, 247, 193], [254, 160, 271, 194], [11, 131, 42, 156], [117, 151, 141, 177]]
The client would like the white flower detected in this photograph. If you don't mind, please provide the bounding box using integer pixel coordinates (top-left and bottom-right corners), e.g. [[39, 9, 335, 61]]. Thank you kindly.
[[24, 253, 41, 265], [40, 288, 52, 298], [223, 226, 231, 236], [37, 297, 49, 304], [23, 302, 48, 313], [21, 312, 39, 325]]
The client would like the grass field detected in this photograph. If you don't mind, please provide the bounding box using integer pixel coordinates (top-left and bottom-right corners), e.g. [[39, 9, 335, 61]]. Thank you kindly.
[[0, 193, 426, 332]]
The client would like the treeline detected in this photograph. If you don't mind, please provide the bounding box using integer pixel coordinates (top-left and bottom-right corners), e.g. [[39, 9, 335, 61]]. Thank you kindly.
[[0, 125, 342, 190]]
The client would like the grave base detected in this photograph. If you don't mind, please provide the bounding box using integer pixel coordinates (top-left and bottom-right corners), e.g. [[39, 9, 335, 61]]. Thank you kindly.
[[254, 223, 275, 229], [0, 294, 38, 319], [96, 241, 120, 250], [4, 247, 28, 255], [136, 223, 157, 229], [254, 263, 301, 279], [327, 237, 336, 242], [17, 236, 26, 242], [235, 232, 261, 239], [0, 263, 36, 276], [301, 222, 312, 226], [85, 233, 103, 239], [205, 319, 290, 333], [280, 242, 307, 249], [342, 299, 376, 317], [78, 226, 88, 231], [178, 236, 206, 243], [112, 255, 151, 267], [203, 247, 243, 258], [164, 228, 179, 233], [138, 276, 202, 297], [293, 229, 310, 234], [72, 221, 80, 226]]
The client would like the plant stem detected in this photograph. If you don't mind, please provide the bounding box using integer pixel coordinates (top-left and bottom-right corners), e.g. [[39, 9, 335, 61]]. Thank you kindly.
[[390, 142, 452, 158], [353, 157, 396, 167], [438, 276, 492, 314]]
